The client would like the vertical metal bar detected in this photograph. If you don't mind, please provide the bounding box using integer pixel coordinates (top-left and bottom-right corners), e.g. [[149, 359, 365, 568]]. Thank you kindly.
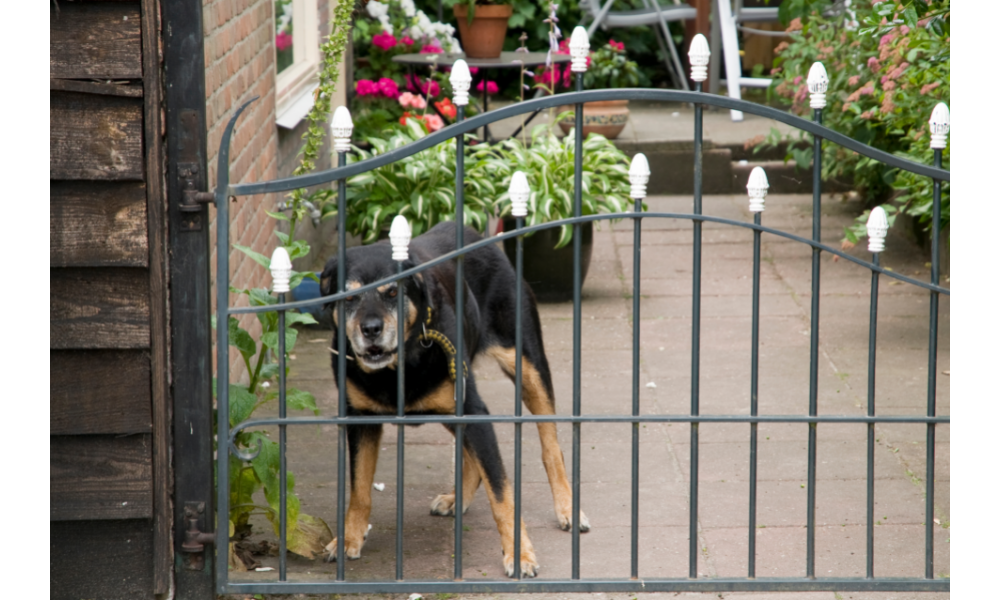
[[926, 149, 942, 579], [278, 297, 287, 581], [214, 141, 232, 595], [514, 215, 525, 580], [631, 193, 642, 579], [749, 212, 761, 578], [690, 79, 704, 580], [806, 107, 823, 579], [336, 150, 348, 579], [454, 104, 466, 580], [571, 72, 584, 580], [396, 261, 406, 581], [867, 253, 880, 579]]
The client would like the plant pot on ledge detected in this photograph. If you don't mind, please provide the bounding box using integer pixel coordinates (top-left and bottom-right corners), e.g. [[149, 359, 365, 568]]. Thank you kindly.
[[501, 218, 593, 303], [557, 100, 630, 140], [453, 3, 513, 59]]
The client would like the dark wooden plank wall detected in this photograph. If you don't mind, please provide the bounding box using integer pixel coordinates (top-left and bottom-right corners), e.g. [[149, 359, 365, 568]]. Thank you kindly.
[[50, 1, 169, 597]]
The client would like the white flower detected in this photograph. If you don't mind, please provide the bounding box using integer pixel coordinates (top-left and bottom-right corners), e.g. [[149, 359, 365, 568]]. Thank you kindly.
[[366, 1, 388, 19], [400, 0, 416, 18]]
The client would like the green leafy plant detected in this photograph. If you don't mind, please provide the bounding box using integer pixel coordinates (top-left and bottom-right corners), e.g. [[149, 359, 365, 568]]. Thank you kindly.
[[763, 0, 949, 244], [583, 40, 646, 89], [488, 123, 633, 248], [329, 119, 497, 243], [216, 240, 330, 565]]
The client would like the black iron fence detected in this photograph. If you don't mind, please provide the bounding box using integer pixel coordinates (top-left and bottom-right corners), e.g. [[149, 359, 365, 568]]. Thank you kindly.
[[210, 31, 950, 595]]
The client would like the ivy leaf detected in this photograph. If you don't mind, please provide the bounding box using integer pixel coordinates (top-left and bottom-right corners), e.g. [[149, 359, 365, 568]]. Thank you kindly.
[[229, 383, 258, 428], [286, 388, 320, 415], [234, 244, 270, 269], [228, 317, 256, 361], [261, 327, 298, 354]]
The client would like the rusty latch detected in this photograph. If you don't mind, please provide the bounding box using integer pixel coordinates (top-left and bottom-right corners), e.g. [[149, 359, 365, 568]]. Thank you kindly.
[[179, 163, 215, 213], [180, 501, 215, 554]]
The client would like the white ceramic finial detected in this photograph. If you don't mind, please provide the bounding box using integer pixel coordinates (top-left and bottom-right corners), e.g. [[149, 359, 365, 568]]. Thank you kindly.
[[450, 60, 472, 106], [929, 103, 950, 150], [508, 171, 530, 218], [332, 106, 354, 152], [270, 246, 293, 293], [746, 167, 769, 213], [688, 34, 710, 83], [389, 215, 411, 262], [569, 26, 590, 73], [807, 62, 829, 109], [866, 206, 889, 253], [629, 153, 650, 200]]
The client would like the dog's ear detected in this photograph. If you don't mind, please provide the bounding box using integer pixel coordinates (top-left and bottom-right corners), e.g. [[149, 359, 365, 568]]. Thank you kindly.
[[401, 259, 428, 308], [319, 256, 337, 297]]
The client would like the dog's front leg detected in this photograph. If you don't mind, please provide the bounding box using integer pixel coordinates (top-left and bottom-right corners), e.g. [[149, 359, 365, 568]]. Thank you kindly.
[[325, 423, 382, 561]]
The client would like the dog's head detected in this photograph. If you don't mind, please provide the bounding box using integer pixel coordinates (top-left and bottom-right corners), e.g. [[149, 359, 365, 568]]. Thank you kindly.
[[320, 243, 426, 372]]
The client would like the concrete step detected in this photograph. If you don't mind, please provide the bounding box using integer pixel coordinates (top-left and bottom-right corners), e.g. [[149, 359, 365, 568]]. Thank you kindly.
[[616, 138, 850, 196]]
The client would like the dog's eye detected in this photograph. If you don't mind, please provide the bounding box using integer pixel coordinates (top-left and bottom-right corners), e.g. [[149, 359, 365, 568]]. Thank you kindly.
[[345, 295, 356, 303], [386, 288, 398, 299]]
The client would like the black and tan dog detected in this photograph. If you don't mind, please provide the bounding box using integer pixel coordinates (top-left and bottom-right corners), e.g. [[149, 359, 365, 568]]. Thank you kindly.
[[319, 221, 589, 577]]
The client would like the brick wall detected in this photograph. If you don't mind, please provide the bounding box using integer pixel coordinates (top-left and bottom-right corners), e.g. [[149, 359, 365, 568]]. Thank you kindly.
[[203, 0, 344, 383]]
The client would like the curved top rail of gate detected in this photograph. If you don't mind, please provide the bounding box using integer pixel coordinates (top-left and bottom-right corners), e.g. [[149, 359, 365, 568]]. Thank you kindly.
[[221, 89, 948, 199]]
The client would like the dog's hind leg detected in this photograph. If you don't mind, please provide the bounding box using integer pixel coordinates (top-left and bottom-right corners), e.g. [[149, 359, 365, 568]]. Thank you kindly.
[[485, 346, 590, 533], [459, 383, 539, 578], [429, 444, 482, 516], [325, 423, 382, 561]]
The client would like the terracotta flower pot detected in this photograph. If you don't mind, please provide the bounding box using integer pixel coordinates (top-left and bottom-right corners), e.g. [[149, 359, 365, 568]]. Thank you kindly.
[[557, 99, 630, 140], [453, 4, 513, 59]]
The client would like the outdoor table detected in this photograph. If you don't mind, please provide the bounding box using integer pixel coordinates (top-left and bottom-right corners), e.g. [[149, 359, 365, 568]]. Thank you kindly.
[[392, 51, 572, 142]]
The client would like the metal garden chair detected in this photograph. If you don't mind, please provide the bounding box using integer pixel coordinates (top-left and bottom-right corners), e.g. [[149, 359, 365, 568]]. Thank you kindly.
[[716, 0, 784, 121], [580, 0, 698, 90]]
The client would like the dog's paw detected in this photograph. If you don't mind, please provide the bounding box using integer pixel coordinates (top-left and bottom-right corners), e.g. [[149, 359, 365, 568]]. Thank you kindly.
[[430, 493, 458, 517], [557, 509, 591, 533], [503, 547, 539, 578], [323, 535, 365, 562]]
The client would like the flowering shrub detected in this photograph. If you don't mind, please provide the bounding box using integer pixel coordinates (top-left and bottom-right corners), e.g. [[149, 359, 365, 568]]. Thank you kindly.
[[765, 1, 949, 242], [533, 39, 644, 93]]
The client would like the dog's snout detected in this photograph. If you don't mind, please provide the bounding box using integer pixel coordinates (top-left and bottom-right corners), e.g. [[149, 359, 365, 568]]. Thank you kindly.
[[360, 317, 383, 340]]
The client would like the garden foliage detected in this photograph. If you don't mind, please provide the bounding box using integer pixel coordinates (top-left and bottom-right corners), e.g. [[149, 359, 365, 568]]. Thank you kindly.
[[766, 0, 949, 242]]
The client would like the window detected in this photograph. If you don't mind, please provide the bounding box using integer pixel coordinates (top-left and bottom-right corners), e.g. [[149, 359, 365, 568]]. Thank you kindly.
[[274, 0, 321, 128]]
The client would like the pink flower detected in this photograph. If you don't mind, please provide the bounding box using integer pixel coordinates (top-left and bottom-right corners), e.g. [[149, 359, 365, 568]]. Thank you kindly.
[[276, 32, 293, 51], [476, 80, 499, 95], [373, 31, 398, 51], [793, 75, 803, 85], [425, 79, 440, 97], [355, 79, 377, 96], [900, 25, 910, 35], [867, 56, 881, 72], [423, 114, 445, 131], [401, 36, 415, 46], [469, 66, 480, 75], [887, 62, 909, 80], [398, 92, 426, 109], [920, 81, 942, 95], [608, 39, 625, 52], [377, 77, 400, 99], [879, 32, 896, 48], [848, 75, 860, 86], [420, 43, 444, 54]]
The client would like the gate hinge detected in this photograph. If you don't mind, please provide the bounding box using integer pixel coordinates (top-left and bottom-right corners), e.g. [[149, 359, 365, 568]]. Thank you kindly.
[[179, 163, 215, 213], [179, 501, 214, 570]]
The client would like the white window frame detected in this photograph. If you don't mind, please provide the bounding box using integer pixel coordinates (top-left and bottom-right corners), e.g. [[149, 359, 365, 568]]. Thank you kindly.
[[275, 0, 321, 128]]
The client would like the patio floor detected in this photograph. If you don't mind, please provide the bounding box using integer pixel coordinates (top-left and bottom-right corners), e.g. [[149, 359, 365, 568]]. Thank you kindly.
[[228, 190, 950, 600]]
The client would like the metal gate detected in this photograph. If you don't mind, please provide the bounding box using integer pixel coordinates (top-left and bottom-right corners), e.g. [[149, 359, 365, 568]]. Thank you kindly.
[[207, 34, 949, 595]]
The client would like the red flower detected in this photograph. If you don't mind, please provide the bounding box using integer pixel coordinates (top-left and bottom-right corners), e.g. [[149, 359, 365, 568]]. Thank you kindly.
[[276, 32, 293, 51], [435, 97, 457, 120], [372, 31, 398, 51], [476, 80, 499, 95], [608, 39, 625, 52]]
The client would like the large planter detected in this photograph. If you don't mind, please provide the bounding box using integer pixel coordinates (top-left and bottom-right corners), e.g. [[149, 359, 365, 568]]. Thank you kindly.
[[558, 100, 630, 140], [501, 219, 593, 303], [453, 4, 513, 59]]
